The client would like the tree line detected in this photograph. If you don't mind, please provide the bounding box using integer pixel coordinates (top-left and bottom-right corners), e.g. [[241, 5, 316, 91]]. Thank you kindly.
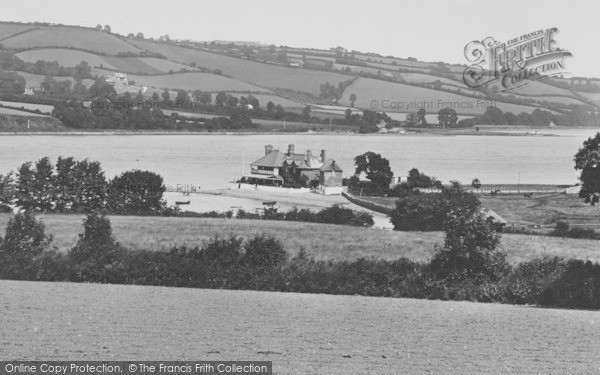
[[0, 157, 166, 215]]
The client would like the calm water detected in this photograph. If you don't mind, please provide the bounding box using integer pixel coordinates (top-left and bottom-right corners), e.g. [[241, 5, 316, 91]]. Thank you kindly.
[[1, 129, 598, 190]]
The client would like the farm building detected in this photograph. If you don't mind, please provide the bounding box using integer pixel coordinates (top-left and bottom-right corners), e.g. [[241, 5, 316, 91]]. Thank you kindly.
[[245, 144, 343, 194]]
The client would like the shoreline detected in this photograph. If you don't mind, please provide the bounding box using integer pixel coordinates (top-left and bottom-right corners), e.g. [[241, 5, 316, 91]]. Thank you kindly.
[[0, 126, 597, 136]]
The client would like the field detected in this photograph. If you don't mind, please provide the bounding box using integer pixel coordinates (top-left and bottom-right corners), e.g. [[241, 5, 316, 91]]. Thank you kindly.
[[507, 80, 576, 97], [11, 71, 95, 93], [16, 48, 118, 69], [4, 279, 600, 373], [1, 213, 599, 265], [0, 23, 37, 40], [127, 39, 351, 95], [0, 100, 54, 113], [100, 70, 270, 93], [339, 78, 547, 115], [2, 26, 140, 54], [0, 107, 49, 117]]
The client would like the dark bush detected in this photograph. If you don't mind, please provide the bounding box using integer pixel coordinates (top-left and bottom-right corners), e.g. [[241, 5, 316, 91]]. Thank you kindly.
[[243, 234, 286, 269], [539, 260, 600, 309], [550, 221, 600, 240]]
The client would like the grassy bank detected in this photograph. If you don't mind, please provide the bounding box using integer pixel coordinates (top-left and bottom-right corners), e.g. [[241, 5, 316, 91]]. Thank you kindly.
[[1, 213, 599, 264]]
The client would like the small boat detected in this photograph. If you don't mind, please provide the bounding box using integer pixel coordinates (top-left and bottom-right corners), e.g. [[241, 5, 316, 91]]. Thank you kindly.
[[175, 200, 191, 205]]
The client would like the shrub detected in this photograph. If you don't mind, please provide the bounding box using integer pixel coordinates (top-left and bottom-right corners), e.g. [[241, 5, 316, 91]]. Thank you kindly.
[[539, 259, 600, 309], [430, 208, 509, 281], [0, 213, 52, 279], [502, 256, 566, 305], [68, 213, 123, 281], [550, 221, 600, 240], [243, 235, 286, 269], [390, 183, 480, 231]]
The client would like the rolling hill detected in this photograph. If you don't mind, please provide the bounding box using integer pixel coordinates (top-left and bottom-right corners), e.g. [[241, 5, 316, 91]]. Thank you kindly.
[[340, 77, 549, 115], [0, 21, 596, 120], [2, 26, 140, 54]]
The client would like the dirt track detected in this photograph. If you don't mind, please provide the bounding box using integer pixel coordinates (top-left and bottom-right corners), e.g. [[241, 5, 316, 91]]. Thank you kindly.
[[2, 280, 600, 374]]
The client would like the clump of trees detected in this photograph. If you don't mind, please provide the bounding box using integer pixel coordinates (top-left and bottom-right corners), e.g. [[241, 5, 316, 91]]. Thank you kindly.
[[0, 157, 167, 215], [390, 182, 481, 231]]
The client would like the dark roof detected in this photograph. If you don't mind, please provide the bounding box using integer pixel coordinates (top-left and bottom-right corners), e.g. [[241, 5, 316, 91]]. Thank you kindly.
[[250, 151, 287, 167], [319, 159, 343, 172]]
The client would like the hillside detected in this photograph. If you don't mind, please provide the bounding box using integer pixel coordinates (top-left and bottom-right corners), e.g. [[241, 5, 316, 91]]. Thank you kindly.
[[339, 77, 551, 115], [0, 20, 598, 130]]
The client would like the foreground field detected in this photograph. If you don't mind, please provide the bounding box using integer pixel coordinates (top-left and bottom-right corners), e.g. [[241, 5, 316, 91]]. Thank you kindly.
[[0, 214, 598, 264], [3, 280, 599, 374]]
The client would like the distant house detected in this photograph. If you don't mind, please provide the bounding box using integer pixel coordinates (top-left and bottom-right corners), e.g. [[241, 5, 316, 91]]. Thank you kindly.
[[106, 72, 129, 86], [246, 144, 343, 194], [23, 87, 34, 96], [548, 120, 557, 127]]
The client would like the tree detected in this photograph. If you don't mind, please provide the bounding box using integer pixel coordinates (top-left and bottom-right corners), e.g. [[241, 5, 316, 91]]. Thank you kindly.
[[349, 93, 357, 107], [302, 105, 311, 121], [199, 92, 212, 106], [574, 132, 600, 205], [437, 108, 458, 129], [135, 32, 144, 39], [471, 178, 482, 192], [0, 172, 15, 210], [215, 92, 226, 107], [0, 71, 26, 94], [103, 25, 111, 33], [354, 152, 394, 192], [161, 88, 170, 101], [175, 89, 189, 103], [74, 61, 92, 80], [88, 77, 116, 99], [106, 170, 166, 214], [1, 212, 51, 257], [430, 207, 508, 280], [405, 112, 417, 127], [95, 24, 102, 30], [417, 108, 428, 127]]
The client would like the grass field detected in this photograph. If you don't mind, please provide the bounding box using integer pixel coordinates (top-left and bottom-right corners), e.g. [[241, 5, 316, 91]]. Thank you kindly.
[[0, 23, 37, 40], [126, 39, 351, 95], [507, 80, 576, 97], [16, 48, 118, 69], [4, 279, 600, 374], [0, 107, 50, 117], [1, 213, 599, 264], [0, 100, 54, 113], [102, 70, 271, 92], [3, 26, 140, 54], [10, 71, 95, 93], [339, 78, 548, 115]]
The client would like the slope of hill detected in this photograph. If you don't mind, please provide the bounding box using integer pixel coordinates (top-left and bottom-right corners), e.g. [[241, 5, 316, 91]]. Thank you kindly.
[[93, 68, 270, 93], [340, 77, 549, 115], [16, 48, 115, 69], [127, 39, 351, 95], [2, 26, 140, 54], [0, 23, 37, 40]]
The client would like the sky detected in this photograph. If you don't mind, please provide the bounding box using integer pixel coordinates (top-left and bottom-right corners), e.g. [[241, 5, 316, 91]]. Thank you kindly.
[[4, 0, 600, 77]]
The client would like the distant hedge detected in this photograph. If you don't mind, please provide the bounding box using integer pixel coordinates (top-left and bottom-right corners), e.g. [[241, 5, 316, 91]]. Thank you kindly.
[[2, 213, 600, 310]]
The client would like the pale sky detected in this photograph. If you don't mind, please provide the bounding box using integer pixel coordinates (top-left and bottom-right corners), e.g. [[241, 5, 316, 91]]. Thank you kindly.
[[4, 0, 600, 77]]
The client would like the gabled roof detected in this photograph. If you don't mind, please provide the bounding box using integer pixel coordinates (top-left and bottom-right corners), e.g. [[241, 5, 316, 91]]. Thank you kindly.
[[250, 150, 287, 167], [320, 159, 343, 172]]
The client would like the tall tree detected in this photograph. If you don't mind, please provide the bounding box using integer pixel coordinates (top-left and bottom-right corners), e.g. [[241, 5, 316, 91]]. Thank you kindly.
[[354, 152, 394, 191], [574, 132, 600, 205]]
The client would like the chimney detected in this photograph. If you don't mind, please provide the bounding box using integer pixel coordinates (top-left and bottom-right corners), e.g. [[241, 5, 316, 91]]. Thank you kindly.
[[265, 144, 274, 155], [320, 149, 326, 162], [288, 144, 295, 156], [306, 150, 312, 167]]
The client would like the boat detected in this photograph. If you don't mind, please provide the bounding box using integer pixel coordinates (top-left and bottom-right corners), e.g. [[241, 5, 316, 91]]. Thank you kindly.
[[175, 200, 191, 205]]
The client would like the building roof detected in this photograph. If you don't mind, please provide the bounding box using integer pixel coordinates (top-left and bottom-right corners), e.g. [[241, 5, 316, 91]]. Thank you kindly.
[[319, 159, 343, 172], [251, 150, 326, 169], [250, 150, 287, 167]]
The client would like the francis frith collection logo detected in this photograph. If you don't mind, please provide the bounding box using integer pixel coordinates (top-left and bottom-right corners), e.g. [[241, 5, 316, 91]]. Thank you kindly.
[[463, 27, 572, 90]]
